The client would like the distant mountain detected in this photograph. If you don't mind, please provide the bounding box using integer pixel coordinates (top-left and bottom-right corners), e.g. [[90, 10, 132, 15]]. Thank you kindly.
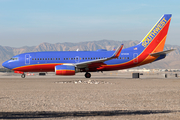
[[0, 40, 180, 69]]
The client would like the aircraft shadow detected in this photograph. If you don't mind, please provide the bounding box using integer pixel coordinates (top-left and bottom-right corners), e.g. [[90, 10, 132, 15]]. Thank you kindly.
[[0, 110, 179, 119]]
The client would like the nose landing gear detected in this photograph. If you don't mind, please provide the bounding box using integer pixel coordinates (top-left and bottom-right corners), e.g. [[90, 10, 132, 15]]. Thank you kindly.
[[85, 72, 91, 78]]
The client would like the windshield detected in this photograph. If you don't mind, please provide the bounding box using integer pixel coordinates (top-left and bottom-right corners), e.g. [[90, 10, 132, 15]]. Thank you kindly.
[[10, 57, 18, 60]]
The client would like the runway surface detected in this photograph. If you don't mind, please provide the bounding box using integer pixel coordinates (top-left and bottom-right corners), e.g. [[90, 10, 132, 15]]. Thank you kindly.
[[0, 73, 180, 119]]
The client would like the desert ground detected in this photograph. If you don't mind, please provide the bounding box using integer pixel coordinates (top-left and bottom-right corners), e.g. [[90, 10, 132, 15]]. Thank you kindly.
[[0, 71, 180, 119]]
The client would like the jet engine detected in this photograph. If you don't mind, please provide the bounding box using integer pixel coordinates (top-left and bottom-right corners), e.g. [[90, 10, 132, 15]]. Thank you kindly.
[[55, 65, 75, 75]]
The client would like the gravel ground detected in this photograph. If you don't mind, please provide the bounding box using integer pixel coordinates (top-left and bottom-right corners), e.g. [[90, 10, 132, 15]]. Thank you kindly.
[[0, 74, 180, 119]]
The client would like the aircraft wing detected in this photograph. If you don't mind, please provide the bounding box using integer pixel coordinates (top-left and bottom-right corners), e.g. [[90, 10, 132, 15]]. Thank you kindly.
[[75, 44, 124, 69], [150, 49, 175, 56]]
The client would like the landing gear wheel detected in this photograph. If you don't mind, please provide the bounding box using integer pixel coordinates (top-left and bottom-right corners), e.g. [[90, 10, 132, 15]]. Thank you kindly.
[[21, 74, 26, 78], [85, 72, 91, 78]]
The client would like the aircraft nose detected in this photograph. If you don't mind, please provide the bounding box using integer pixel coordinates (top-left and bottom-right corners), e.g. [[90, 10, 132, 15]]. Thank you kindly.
[[2, 61, 9, 68]]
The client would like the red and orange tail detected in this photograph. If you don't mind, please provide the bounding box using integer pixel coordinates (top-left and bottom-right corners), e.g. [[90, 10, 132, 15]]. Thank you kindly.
[[139, 14, 172, 53], [135, 14, 172, 66]]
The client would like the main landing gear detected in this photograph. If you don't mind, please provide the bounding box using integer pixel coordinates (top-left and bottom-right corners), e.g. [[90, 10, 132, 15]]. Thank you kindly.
[[85, 72, 91, 78], [21, 74, 26, 78]]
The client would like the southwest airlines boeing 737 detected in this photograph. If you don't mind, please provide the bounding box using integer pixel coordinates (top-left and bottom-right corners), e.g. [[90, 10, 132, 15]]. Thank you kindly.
[[2, 14, 174, 78]]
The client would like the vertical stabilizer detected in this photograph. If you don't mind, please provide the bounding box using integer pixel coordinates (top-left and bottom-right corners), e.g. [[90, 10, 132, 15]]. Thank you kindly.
[[139, 14, 172, 52]]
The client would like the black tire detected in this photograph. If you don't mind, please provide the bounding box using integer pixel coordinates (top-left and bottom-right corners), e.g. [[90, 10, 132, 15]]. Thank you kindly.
[[85, 72, 91, 78], [21, 74, 25, 78]]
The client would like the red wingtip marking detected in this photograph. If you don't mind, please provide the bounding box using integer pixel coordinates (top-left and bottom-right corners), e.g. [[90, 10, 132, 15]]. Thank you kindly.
[[114, 44, 124, 58]]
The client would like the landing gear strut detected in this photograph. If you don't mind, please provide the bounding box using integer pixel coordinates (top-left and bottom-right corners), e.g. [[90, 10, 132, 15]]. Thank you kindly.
[[21, 74, 26, 78], [85, 72, 91, 78]]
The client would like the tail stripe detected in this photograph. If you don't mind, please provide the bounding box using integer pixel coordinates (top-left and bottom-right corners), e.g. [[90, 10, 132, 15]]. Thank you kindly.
[[140, 14, 172, 48]]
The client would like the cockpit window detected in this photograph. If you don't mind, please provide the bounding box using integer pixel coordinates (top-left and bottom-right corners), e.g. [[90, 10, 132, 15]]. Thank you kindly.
[[10, 58, 18, 60]]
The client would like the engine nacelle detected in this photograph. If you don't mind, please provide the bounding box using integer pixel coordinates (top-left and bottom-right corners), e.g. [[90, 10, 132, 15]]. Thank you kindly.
[[14, 71, 24, 74], [55, 65, 75, 75]]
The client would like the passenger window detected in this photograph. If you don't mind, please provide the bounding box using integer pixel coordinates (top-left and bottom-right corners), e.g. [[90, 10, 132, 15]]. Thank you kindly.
[[32, 58, 34, 60], [59, 58, 60, 60]]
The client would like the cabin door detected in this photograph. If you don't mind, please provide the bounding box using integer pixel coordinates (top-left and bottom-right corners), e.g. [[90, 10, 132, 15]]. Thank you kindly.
[[25, 54, 30, 64], [133, 53, 138, 64]]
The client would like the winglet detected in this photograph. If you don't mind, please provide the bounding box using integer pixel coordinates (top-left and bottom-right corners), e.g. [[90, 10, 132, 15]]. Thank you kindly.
[[111, 44, 124, 58]]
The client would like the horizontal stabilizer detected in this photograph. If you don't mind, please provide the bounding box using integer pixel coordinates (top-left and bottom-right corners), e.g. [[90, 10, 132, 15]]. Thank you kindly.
[[150, 49, 175, 56]]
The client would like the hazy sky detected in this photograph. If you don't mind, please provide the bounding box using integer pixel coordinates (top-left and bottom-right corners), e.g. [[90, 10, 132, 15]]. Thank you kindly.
[[0, 0, 180, 47]]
